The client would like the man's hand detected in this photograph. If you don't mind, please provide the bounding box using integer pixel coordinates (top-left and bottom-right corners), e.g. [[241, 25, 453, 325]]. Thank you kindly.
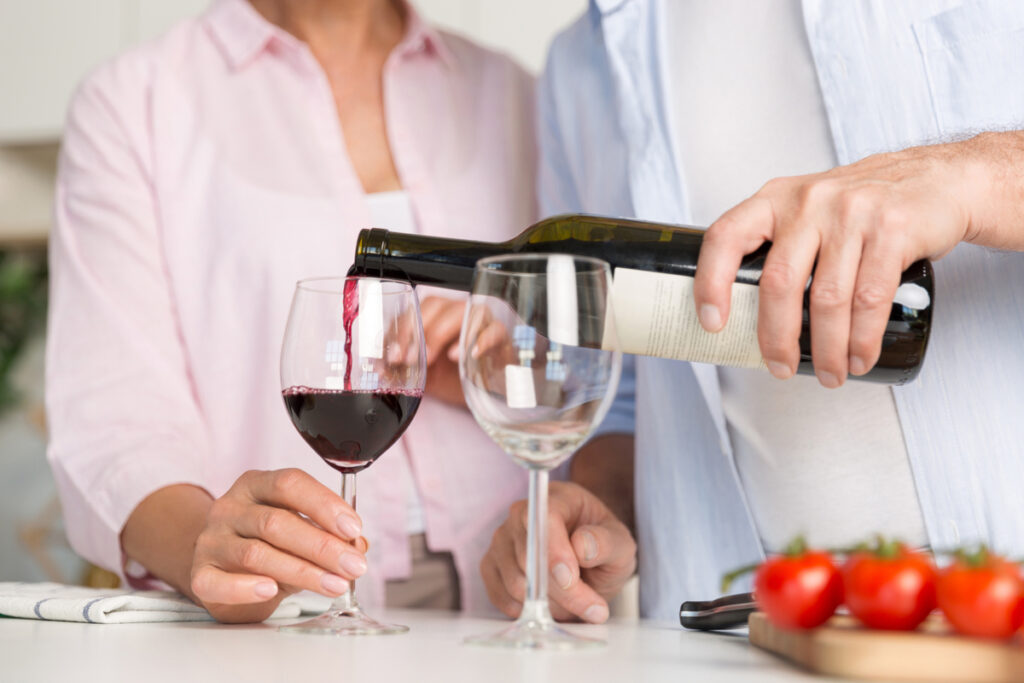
[[480, 481, 636, 624], [693, 132, 1023, 387]]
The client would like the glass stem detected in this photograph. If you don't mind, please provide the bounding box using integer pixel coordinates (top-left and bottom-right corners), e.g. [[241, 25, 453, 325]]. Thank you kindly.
[[330, 472, 359, 612], [519, 468, 553, 626]]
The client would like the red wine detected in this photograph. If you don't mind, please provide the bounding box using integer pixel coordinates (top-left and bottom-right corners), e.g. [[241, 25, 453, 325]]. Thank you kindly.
[[349, 214, 933, 385], [283, 387, 422, 474], [342, 278, 359, 391]]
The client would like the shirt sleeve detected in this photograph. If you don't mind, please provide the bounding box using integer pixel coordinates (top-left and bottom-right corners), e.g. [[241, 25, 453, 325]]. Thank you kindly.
[[46, 61, 211, 582], [536, 49, 636, 438]]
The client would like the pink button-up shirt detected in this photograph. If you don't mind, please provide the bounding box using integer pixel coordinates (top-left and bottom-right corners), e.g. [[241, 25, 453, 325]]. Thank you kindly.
[[46, 0, 536, 613]]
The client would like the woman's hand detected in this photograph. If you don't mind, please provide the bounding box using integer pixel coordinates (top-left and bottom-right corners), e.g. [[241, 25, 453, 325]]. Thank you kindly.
[[189, 468, 368, 623], [419, 296, 468, 406], [122, 471, 368, 624]]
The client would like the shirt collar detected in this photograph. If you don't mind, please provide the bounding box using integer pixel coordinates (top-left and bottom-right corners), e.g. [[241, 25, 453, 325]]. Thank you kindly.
[[592, 0, 634, 16], [205, 0, 454, 71], [397, 2, 455, 68], [205, 0, 279, 70]]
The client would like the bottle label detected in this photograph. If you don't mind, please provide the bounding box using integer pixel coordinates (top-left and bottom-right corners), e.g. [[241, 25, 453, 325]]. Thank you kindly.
[[605, 268, 765, 369]]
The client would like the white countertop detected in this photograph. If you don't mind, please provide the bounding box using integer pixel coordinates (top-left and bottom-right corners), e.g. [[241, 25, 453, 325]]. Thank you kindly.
[[0, 609, 839, 683]]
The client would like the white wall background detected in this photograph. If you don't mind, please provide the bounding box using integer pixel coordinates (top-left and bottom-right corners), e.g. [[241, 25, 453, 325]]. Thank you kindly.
[[0, 0, 586, 244], [0, 0, 586, 143], [0, 0, 587, 584], [418, 0, 586, 73]]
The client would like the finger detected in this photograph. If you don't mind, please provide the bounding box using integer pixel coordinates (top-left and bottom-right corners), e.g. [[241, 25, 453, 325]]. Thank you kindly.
[[546, 508, 582, 595], [756, 231, 820, 379], [400, 306, 426, 369], [425, 302, 466, 364], [233, 505, 367, 580], [485, 506, 530, 606], [546, 515, 611, 624], [388, 309, 419, 365], [204, 599, 283, 625], [509, 505, 530, 575], [462, 304, 490, 359], [447, 340, 461, 363], [848, 235, 904, 375], [238, 469, 362, 541], [222, 535, 353, 597], [694, 196, 776, 333], [418, 297, 445, 329], [474, 320, 511, 360], [494, 542, 528, 605], [549, 602, 579, 622], [191, 563, 280, 606], [480, 556, 522, 619], [808, 231, 862, 387], [355, 536, 370, 554], [571, 523, 636, 574], [420, 297, 454, 328]]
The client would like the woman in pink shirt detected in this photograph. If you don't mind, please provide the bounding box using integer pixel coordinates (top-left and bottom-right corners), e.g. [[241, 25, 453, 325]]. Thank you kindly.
[[46, 0, 535, 623]]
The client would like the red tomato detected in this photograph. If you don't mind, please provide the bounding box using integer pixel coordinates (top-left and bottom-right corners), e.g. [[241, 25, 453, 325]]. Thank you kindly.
[[937, 552, 1024, 639], [755, 551, 843, 629], [842, 545, 936, 630]]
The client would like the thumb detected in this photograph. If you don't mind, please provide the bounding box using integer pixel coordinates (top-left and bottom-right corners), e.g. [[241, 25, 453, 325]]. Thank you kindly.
[[569, 520, 637, 604]]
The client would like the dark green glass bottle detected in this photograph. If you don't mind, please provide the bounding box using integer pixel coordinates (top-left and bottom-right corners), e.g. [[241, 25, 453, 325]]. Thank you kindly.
[[349, 214, 933, 385]]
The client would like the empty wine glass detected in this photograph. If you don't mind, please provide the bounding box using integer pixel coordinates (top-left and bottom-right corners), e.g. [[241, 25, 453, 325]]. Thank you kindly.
[[279, 276, 426, 634], [459, 254, 622, 649]]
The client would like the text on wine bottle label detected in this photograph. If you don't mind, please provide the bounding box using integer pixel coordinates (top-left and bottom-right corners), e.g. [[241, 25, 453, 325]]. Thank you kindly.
[[605, 268, 765, 369]]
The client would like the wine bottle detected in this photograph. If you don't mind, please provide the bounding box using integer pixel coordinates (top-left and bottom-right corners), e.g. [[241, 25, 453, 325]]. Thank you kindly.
[[349, 214, 933, 384]]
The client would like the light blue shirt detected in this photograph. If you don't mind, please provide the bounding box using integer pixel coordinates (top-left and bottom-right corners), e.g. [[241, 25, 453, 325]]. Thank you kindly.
[[541, 0, 1024, 621]]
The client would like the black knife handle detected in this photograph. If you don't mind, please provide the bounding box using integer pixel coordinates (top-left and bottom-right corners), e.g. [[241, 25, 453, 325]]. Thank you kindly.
[[679, 592, 757, 630]]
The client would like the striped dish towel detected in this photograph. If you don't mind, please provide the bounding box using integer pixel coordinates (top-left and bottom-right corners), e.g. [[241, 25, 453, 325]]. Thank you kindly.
[[0, 582, 327, 624]]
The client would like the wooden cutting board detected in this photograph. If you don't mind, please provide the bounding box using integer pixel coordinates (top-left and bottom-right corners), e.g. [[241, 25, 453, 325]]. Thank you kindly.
[[748, 612, 1024, 682]]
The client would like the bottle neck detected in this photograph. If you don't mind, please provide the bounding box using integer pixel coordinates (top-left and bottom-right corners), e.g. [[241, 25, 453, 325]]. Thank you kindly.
[[351, 228, 507, 291]]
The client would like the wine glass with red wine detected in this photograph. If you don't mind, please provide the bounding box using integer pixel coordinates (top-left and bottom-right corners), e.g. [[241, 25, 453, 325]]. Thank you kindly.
[[279, 276, 426, 635], [459, 254, 622, 649]]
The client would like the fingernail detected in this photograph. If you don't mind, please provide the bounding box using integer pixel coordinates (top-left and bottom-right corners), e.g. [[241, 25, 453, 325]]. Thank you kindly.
[[817, 370, 840, 388], [356, 535, 370, 554], [336, 514, 362, 539], [339, 552, 368, 577], [448, 345, 460, 362], [581, 531, 598, 563], [320, 573, 349, 596], [699, 304, 722, 332], [583, 604, 609, 624], [552, 563, 574, 590], [849, 355, 867, 375], [766, 360, 792, 379], [254, 582, 278, 599]]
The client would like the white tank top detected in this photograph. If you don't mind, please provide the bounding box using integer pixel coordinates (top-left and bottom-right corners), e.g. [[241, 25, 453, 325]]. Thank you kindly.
[[661, 0, 927, 552]]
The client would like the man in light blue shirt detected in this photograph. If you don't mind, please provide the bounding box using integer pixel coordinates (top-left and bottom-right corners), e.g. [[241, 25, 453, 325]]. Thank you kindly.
[[481, 0, 1024, 623]]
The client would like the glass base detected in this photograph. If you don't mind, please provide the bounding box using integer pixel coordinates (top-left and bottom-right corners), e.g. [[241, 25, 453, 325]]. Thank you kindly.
[[464, 617, 604, 650], [278, 606, 409, 636]]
